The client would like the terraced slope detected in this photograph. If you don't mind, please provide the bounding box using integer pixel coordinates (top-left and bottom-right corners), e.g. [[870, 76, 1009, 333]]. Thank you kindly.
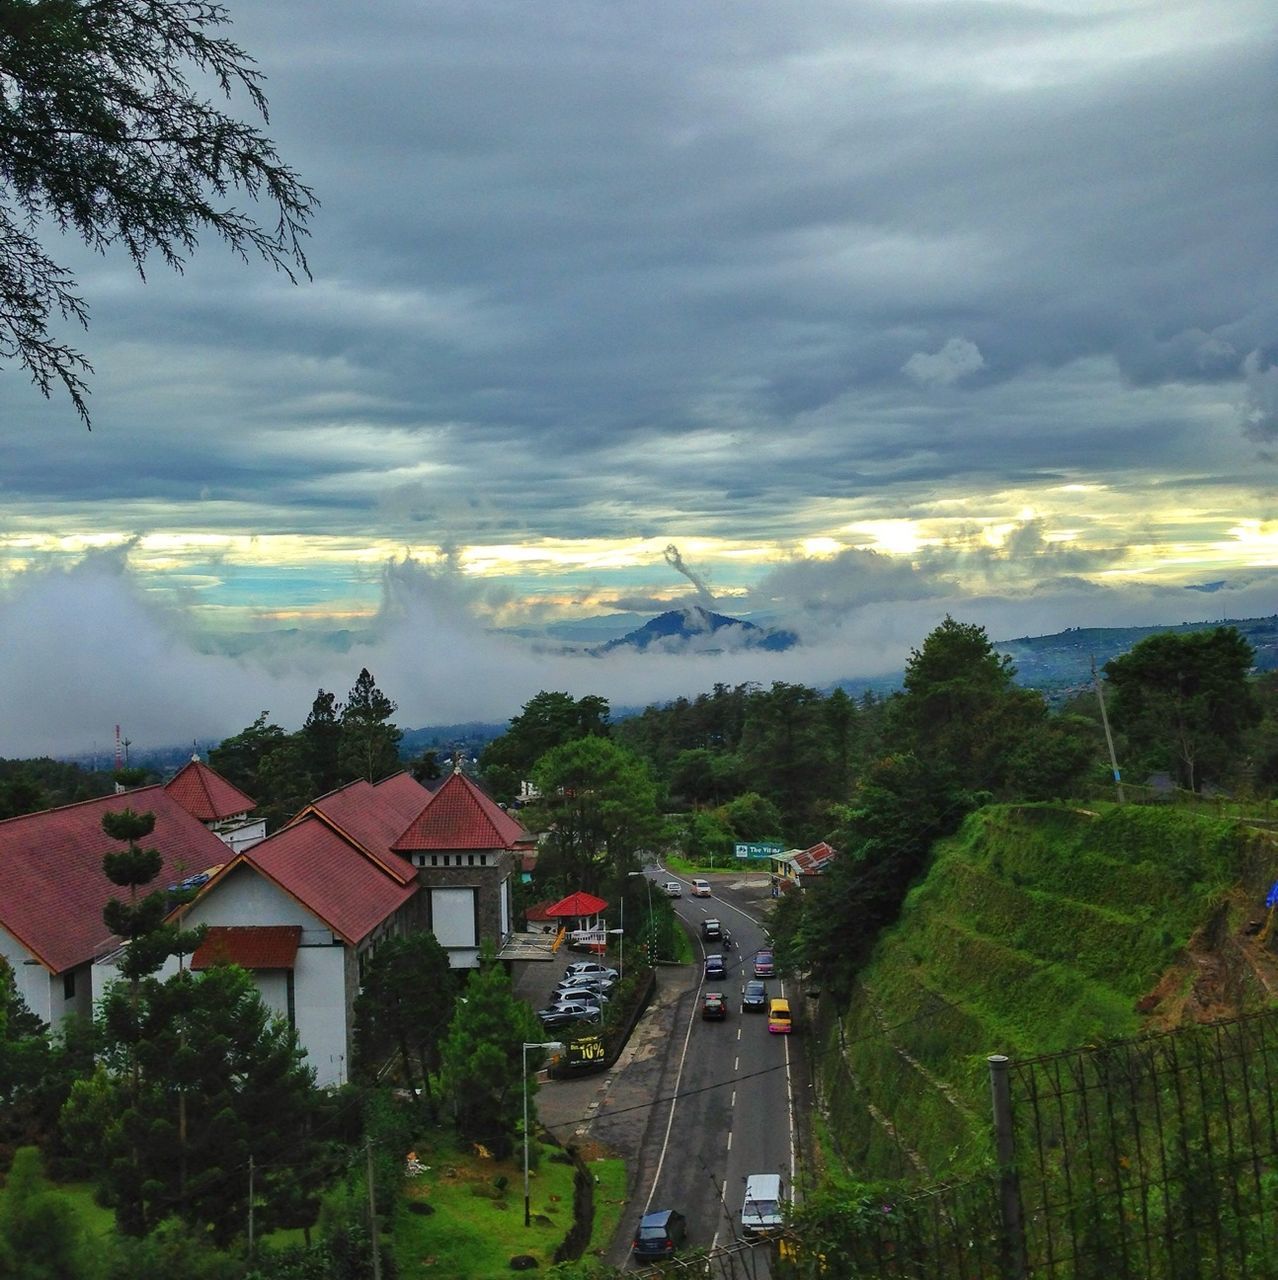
[[817, 803, 1278, 1181]]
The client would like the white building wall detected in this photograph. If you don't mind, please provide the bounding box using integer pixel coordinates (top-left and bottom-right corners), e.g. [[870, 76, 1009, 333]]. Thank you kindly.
[[294, 945, 350, 1088], [0, 924, 52, 1025]]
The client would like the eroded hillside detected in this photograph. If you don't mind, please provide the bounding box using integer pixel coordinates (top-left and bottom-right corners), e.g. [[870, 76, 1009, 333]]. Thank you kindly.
[[816, 803, 1278, 1182]]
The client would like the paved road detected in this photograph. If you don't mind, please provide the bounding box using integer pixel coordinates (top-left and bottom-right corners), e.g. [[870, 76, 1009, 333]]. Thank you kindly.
[[520, 864, 805, 1275]]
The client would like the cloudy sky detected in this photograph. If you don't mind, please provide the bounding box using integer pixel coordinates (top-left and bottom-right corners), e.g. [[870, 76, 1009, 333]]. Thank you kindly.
[[3, 0, 1277, 755]]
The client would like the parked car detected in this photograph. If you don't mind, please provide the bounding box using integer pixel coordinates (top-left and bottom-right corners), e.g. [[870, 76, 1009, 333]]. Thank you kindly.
[[538, 1002, 601, 1028], [742, 979, 768, 1012], [633, 1208, 688, 1258], [767, 997, 792, 1034], [753, 948, 776, 978], [563, 961, 619, 981], [704, 953, 726, 981], [556, 976, 615, 997], [700, 917, 722, 940], [554, 982, 611, 1004], [691, 879, 712, 897], [702, 991, 727, 1020], [663, 880, 683, 897]]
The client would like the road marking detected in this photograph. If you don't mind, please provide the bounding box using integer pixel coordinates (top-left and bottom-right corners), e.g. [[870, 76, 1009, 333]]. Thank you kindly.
[[734, 1056, 739, 1072], [731, 1090, 736, 1107], [781, 978, 797, 1191], [727, 1130, 733, 1151], [642, 962, 704, 1215]]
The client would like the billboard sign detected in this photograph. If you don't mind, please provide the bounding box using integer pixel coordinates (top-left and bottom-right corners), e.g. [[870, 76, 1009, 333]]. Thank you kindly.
[[735, 842, 784, 860]]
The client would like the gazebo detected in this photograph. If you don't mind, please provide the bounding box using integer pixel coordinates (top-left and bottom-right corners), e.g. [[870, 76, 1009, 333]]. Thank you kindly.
[[544, 890, 610, 952]]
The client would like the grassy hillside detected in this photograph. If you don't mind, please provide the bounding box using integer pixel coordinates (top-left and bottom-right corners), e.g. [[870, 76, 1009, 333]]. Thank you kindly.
[[816, 803, 1278, 1182]]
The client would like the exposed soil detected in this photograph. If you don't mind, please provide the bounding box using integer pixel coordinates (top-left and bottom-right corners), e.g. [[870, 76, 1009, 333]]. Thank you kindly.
[[1139, 887, 1278, 1031]]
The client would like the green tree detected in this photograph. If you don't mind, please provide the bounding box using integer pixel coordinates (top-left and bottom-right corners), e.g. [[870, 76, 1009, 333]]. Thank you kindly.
[[339, 669, 402, 784], [780, 754, 974, 999], [1104, 626, 1261, 792], [529, 736, 664, 893], [0, 773, 48, 820], [680, 808, 734, 867], [353, 932, 456, 1116], [0, 1146, 98, 1279], [439, 956, 543, 1159], [301, 689, 343, 796], [408, 748, 443, 784], [717, 791, 784, 844], [256, 735, 317, 831], [72, 964, 323, 1243], [481, 691, 611, 803], [0, 0, 315, 424], [208, 712, 286, 799]]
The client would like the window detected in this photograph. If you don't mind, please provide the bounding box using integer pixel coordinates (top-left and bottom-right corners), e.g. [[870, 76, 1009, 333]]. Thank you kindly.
[[63, 971, 76, 1000]]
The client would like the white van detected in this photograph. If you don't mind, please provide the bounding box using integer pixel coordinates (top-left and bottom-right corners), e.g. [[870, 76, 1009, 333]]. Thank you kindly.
[[741, 1173, 785, 1238]]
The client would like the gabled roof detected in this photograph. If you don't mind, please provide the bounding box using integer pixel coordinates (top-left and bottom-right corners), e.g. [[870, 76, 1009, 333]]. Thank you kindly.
[[0, 787, 235, 974], [226, 814, 417, 945], [392, 769, 530, 852], [192, 925, 301, 971], [792, 842, 837, 875], [165, 758, 255, 822], [545, 890, 609, 917], [292, 776, 429, 886]]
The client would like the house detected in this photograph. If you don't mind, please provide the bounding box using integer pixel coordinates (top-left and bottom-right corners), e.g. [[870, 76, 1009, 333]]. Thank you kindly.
[[0, 764, 254, 1025], [117, 765, 529, 1086], [769, 841, 837, 895]]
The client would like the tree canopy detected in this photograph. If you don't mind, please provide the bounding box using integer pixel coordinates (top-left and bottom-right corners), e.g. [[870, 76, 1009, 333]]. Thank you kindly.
[[1105, 626, 1261, 792], [481, 690, 611, 803], [0, 0, 315, 423]]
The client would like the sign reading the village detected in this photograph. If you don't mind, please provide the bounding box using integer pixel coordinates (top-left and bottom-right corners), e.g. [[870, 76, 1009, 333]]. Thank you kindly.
[[735, 842, 783, 859]]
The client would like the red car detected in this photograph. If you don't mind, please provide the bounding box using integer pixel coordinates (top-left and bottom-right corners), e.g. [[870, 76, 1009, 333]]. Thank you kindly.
[[702, 992, 727, 1020]]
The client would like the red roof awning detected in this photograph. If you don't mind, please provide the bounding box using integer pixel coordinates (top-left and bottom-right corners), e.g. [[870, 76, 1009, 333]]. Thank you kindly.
[[545, 890, 608, 917], [191, 925, 302, 971]]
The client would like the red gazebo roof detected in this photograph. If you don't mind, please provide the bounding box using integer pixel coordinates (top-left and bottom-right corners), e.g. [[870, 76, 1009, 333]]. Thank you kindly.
[[545, 890, 608, 917]]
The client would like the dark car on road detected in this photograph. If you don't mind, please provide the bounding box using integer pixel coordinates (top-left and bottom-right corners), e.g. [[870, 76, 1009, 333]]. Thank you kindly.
[[702, 991, 727, 1020], [704, 953, 726, 981], [633, 1208, 688, 1258], [700, 917, 722, 940], [742, 979, 768, 1012], [753, 948, 776, 978]]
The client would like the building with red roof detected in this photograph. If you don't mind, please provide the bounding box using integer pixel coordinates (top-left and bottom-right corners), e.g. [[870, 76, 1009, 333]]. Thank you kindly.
[[0, 765, 253, 1026]]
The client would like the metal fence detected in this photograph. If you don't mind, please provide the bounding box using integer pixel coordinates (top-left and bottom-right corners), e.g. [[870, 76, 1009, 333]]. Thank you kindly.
[[808, 1006, 1278, 1279]]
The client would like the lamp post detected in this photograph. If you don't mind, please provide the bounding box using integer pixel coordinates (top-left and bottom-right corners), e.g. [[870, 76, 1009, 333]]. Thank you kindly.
[[523, 1040, 564, 1227]]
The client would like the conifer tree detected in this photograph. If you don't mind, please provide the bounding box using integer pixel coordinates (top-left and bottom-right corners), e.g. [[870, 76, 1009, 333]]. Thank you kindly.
[[338, 669, 402, 783]]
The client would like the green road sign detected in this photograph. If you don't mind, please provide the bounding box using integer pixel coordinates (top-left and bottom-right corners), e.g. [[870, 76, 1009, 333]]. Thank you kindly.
[[735, 842, 784, 859]]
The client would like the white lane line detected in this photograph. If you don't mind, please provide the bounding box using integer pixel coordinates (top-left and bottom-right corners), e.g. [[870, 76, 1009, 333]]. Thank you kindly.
[[734, 1056, 739, 1073], [781, 978, 797, 1190], [731, 1090, 736, 1107], [642, 959, 705, 1215], [727, 1130, 733, 1151]]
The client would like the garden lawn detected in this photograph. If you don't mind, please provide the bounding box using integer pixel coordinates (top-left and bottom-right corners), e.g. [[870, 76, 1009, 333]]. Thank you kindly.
[[394, 1135, 579, 1279], [55, 1182, 116, 1239], [584, 1157, 628, 1258]]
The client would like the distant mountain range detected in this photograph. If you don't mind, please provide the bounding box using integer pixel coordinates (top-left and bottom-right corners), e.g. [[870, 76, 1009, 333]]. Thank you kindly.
[[590, 606, 798, 656]]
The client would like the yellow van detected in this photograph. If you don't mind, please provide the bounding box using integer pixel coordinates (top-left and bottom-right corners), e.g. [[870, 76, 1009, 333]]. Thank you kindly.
[[767, 997, 792, 1034]]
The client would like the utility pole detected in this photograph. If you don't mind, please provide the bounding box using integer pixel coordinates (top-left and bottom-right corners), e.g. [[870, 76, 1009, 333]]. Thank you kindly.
[[366, 1138, 382, 1280], [1091, 656, 1125, 803], [247, 1154, 255, 1259]]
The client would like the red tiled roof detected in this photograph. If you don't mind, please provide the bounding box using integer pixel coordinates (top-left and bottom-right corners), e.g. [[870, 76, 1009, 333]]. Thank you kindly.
[[392, 770, 530, 851], [165, 758, 255, 822], [298, 777, 429, 885], [793, 842, 837, 875], [191, 925, 301, 971], [545, 890, 608, 917], [236, 815, 417, 944], [0, 787, 236, 974], [524, 900, 557, 923]]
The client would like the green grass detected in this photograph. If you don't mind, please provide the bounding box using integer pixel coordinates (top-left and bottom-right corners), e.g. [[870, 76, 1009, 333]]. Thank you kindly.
[[55, 1182, 116, 1239], [820, 801, 1278, 1182], [393, 1134, 579, 1279], [583, 1157, 628, 1259]]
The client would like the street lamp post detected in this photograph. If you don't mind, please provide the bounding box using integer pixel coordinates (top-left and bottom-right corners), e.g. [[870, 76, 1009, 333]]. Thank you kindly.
[[523, 1040, 564, 1227]]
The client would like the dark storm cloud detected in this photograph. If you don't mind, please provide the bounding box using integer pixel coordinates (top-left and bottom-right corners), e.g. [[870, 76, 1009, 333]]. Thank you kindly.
[[1, 3, 1276, 576]]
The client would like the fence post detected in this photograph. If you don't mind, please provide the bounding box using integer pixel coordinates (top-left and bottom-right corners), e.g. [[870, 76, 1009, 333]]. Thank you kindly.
[[989, 1054, 1027, 1280]]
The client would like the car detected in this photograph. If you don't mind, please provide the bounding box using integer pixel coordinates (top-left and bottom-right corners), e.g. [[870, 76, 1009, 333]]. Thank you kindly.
[[753, 948, 776, 978], [563, 961, 619, 980], [553, 983, 611, 1005], [633, 1208, 688, 1258], [704, 954, 726, 981], [742, 980, 768, 1012], [555, 978, 615, 999], [537, 1002, 601, 1028], [741, 1173, 786, 1239], [702, 991, 727, 1020], [700, 917, 722, 940], [768, 997, 792, 1034], [662, 880, 683, 897], [691, 878, 712, 897]]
